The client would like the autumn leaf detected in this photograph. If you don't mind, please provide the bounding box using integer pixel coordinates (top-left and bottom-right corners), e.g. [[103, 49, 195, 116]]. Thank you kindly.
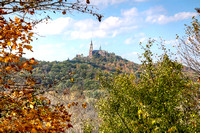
[[47, 100, 51, 104], [86, 0, 90, 4], [30, 104, 34, 109], [70, 78, 74, 83], [30, 58, 36, 64], [197, 77, 200, 83], [12, 44, 17, 50], [14, 16, 20, 23], [68, 124, 73, 128], [6, 66, 12, 71], [28, 32, 34, 37], [31, 128, 37, 133], [82, 103, 87, 108], [7, 42, 11, 46], [24, 45, 33, 51], [46, 122, 51, 128], [62, 10, 66, 15]]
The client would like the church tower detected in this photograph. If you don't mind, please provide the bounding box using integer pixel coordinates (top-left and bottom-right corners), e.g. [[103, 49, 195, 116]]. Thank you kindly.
[[89, 40, 93, 58]]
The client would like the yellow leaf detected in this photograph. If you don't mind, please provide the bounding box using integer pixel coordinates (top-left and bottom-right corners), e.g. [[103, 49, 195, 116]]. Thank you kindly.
[[46, 122, 51, 128], [13, 112, 16, 116], [47, 100, 51, 104], [7, 42, 11, 46], [4, 57, 10, 63], [71, 78, 74, 83], [30, 104, 34, 109]]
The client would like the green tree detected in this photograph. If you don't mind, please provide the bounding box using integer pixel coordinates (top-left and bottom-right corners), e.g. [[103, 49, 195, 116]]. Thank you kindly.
[[97, 41, 200, 132]]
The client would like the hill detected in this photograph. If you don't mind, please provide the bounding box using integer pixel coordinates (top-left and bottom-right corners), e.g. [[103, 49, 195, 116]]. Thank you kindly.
[[32, 52, 139, 94]]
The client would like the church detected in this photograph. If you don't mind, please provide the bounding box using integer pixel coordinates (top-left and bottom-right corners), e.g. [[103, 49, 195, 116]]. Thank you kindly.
[[89, 41, 106, 58]]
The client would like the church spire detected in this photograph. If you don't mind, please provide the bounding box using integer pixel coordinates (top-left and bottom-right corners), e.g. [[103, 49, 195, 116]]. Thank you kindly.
[[89, 40, 93, 58]]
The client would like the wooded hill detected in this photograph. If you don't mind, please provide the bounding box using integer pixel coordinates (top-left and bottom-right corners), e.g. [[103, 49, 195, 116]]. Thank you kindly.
[[31, 51, 196, 97], [32, 51, 139, 94]]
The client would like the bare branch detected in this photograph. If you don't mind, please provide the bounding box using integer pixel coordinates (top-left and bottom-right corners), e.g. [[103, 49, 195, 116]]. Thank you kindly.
[[0, 0, 103, 22], [177, 14, 200, 75]]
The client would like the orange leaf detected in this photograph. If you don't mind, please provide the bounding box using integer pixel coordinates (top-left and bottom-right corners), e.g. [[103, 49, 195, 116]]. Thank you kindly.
[[62, 10, 66, 15], [24, 45, 32, 50], [6, 66, 12, 71], [47, 100, 51, 104], [30, 58, 35, 64], [82, 103, 87, 108], [14, 16, 20, 22], [28, 32, 34, 37], [23, 62, 28, 68], [31, 128, 37, 133], [12, 44, 17, 50]]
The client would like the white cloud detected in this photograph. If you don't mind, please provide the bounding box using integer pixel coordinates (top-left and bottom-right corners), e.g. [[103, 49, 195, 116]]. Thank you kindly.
[[33, 6, 196, 41], [74, 19, 97, 31], [122, 7, 138, 17], [62, 13, 139, 39], [125, 38, 133, 45], [143, 6, 166, 16], [33, 17, 73, 35], [124, 33, 147, 45], [122, 51, 141, 63], [134, 0, 148, 1], [25, 43, 70, 61], [100, 16, 122, 30], [146, 12, 198, 24], [90, 0, 147, 6]]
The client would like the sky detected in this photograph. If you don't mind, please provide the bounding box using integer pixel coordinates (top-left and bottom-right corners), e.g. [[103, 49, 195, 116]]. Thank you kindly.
[[24, 0, 200, 64]]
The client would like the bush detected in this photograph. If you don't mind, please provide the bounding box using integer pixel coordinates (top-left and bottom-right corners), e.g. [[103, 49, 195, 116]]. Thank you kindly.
[[97, 42, 200, 132]]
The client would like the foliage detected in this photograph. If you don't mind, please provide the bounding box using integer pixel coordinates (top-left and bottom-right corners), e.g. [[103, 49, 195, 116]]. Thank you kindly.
[[0, 16, 36, 88], [177, 16, 200, 74], [26, 52, 139, 105], [0, 15, 76, 132], [0, 0, 103, 131], [81, 118, 95, 133], [97, 42, 200, 132]]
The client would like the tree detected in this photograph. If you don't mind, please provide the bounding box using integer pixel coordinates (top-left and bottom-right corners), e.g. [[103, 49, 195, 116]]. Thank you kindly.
[[0, 0, 100, 132], [0, 15, 76, 132], [97, 41, 200, 132], [177, 11, 200, 74], [0, 0, 103, 23]]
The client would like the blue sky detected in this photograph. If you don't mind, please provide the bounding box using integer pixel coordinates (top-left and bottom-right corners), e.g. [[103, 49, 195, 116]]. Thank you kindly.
[[25, 0, 199, 64]]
